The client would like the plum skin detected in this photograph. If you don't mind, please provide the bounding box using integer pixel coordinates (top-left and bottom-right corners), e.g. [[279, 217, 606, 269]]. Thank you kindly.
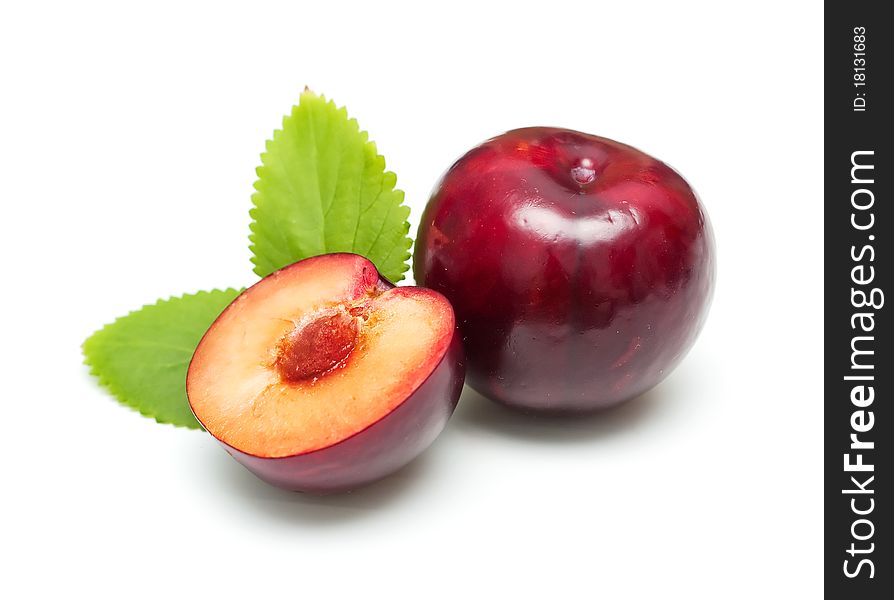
[[414, 127, 715, 413], [225, 333, 464, 494]]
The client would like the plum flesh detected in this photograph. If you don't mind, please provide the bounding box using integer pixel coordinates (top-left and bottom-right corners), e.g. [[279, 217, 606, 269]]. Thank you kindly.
[[188, 253, 465, 493]]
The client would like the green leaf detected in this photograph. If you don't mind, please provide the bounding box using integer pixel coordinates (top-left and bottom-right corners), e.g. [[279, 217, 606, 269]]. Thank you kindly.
[[83, 289, 241, 429], [249, 89, 412, 282]]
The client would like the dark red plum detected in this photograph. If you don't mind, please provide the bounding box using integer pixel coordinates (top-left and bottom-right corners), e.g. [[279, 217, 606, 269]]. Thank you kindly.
[[415, 128, 714, 413]]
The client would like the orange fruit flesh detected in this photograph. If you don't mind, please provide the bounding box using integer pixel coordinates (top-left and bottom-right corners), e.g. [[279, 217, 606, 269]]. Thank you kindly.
[[187, 257, 454, 458]]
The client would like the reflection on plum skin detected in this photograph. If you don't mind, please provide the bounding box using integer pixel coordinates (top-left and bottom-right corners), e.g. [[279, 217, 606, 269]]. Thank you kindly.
[[511, 203, 642, 245]]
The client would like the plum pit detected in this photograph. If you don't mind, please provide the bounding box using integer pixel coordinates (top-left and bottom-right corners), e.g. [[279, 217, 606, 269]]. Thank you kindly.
[[275, 307, 361, 382]]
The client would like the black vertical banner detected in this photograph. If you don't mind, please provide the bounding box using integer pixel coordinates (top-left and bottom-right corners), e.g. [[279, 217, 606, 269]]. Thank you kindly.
[[826, 2, 891, 597]]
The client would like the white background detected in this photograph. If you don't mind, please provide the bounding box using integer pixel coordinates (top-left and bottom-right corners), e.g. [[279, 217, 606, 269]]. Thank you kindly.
[[1, 2, 823, 598]]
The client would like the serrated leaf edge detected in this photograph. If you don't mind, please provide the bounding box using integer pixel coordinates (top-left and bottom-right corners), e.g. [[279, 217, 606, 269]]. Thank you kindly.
[[248, 90, 412, 281], [82, 289, 242, 430]]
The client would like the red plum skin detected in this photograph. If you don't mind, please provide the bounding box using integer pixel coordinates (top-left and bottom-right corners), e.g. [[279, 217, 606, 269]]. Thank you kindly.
[[414, 128, 715, 413]]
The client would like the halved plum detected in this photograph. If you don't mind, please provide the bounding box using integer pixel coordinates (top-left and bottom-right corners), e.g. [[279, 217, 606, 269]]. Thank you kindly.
[[187, 253, 464, 493]]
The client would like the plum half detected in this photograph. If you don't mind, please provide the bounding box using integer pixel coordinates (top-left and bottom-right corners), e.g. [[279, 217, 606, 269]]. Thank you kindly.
[[187, 253, 464, 493], [415, 127, 715, 413]]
